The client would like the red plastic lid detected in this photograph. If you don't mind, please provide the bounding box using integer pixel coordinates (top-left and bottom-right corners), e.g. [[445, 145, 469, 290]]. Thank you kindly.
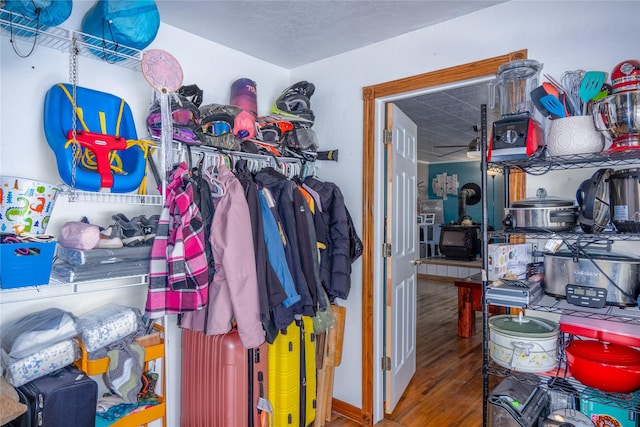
[[560, 315, 640, 348], [567, 340, 640, 365]]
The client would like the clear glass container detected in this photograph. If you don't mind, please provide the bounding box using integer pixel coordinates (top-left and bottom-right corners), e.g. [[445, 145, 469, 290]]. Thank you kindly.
[[497, 59, 542, 117]]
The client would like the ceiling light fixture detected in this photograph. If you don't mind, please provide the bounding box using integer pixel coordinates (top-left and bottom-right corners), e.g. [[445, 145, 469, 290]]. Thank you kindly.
[[466, 138, 481, 159]]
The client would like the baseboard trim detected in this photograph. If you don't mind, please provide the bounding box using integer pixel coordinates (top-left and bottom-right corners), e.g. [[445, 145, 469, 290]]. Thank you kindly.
[[417, 274, 459, 283], [332, 398, 370, 425]]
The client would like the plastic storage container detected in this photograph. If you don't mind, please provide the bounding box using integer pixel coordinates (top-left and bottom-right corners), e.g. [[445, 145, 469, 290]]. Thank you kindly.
[[0, 241, 56, 288]]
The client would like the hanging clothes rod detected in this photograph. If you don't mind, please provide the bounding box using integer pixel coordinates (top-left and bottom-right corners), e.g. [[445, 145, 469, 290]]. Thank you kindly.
[[170, 143, 312, 180]]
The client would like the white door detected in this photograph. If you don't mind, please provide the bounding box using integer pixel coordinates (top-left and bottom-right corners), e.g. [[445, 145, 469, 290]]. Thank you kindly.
[[384, 103, 417, 413]]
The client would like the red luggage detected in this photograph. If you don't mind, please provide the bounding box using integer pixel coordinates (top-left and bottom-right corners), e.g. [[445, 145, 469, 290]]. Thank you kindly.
[[181, 328, 268, 427]]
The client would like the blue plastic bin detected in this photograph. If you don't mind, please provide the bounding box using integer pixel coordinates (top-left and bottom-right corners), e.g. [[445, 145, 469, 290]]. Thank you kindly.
[[0, 241, 56, 288]]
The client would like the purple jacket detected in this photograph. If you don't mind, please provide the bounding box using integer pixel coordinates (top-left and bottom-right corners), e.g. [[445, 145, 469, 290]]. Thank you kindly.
[[181, 165, 265, 348]]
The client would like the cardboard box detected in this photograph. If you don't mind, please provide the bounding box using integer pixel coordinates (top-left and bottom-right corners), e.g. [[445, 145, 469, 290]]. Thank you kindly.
[[581, 390, 639, 427], [487, 243, 533, 282]]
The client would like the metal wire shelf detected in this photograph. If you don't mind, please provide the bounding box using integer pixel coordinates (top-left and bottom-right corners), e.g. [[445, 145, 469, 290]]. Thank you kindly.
[[0, 274, 149, 304], [489, 230, 640, 241], [528, 295, 640, 325], [60, 188, 163, 206], [489, 148, 640, 175], [0, 8, 142, 71], [489, 362, 640, 413]]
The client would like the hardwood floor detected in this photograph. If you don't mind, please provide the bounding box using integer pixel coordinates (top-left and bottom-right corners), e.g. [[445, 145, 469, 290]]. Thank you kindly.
[[326, 279, 489, 427]]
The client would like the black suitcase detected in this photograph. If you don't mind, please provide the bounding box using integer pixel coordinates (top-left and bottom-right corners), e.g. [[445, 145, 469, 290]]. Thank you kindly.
[[8, 365, 97, 427]]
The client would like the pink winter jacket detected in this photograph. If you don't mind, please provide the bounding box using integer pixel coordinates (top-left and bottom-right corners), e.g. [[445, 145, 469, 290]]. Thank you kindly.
[[180, 165, 265, 348]]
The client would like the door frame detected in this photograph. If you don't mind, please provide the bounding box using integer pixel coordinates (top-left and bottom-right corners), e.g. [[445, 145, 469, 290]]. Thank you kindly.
[[359, 49, 528, 425]]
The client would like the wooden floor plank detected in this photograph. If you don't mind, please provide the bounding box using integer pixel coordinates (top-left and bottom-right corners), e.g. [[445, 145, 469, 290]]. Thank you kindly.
[[326, 279, 486, 427]]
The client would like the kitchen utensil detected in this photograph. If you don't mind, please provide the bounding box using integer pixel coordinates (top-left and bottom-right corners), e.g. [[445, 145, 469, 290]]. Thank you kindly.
[[543, 250, 640, 307], [546, 115, 604, 156], [565, 340, 640, 393], [542, 82, 560, 98], [531, 85, 552, 118], [579, 71, 607, 114], [544, 73, 569, 94], [593, 91, 640, 149], [489, 313, 560, 373], [560, 92, 575, 116], [562, 70, 585, 116], [540, 94, 567, 119], [609, 168, 640, 232], [544, 75, 580, 116], [504, 191, 578, 232]]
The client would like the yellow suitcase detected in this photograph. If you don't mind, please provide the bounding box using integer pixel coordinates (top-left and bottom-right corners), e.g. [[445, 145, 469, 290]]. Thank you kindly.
[[302, 316, 317, 427], [268, 317, 316, 426]]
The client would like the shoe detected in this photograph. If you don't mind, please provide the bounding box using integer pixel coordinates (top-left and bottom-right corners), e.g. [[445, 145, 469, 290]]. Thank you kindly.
[[96, 225, 124, 249], [134, 215, 159, 244], [111, 214, 145, 247], [80, 216, 123, 249]]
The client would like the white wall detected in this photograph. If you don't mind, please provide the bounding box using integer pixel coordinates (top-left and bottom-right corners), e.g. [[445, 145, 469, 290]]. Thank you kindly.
[[3, 1, 639, 424], [1, 3, 288, 426], [290, 0, 639, 422]]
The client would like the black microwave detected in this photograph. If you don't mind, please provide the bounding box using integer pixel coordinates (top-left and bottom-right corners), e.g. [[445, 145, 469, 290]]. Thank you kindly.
[[439, 225, 481, 261]]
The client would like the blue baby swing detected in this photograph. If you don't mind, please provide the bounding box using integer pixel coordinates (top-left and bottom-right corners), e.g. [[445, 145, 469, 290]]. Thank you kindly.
[[43, 83, 148, 193]]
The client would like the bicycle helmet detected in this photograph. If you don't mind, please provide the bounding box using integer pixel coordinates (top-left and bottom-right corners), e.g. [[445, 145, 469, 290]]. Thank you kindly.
[[146, 93, 201, 145], [197, 103, 241, 150], [271, 81, 316, 124]]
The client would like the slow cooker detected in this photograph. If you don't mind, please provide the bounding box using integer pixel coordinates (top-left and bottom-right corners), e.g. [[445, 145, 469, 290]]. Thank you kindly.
[[543, 250, 640, 306], [489, 313, 560, 373]]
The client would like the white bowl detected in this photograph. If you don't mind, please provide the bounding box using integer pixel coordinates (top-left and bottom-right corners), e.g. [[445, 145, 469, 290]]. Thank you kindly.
[[546, 115, 605, 157]]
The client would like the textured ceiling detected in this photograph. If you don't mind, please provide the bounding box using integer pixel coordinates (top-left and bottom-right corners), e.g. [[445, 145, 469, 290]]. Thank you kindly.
[[394, 82, 503, 163], [156, 0, 507, 163]]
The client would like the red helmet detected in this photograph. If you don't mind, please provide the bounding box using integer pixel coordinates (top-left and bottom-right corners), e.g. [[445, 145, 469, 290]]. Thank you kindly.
[[611, 59, 640, 94]]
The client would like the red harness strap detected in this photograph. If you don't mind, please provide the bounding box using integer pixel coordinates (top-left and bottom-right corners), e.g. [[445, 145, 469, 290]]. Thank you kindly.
[[67, 130, 127, 188]]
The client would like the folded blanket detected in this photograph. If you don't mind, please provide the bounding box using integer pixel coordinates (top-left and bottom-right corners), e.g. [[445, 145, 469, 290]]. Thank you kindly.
[[103, 342, 145, 403], [3, 339, 80, 387], [79, 304, 141, 353]]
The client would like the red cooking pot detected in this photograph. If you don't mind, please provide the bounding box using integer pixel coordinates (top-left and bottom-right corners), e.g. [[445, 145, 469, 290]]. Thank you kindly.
[[565, 340, 640, 393]]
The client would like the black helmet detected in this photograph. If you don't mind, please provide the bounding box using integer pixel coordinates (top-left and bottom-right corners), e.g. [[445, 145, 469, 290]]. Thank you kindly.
[[271, 81, 316, 124]]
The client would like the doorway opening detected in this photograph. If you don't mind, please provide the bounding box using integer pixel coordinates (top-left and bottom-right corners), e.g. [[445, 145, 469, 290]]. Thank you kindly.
[[359, 50, 529, 425]]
